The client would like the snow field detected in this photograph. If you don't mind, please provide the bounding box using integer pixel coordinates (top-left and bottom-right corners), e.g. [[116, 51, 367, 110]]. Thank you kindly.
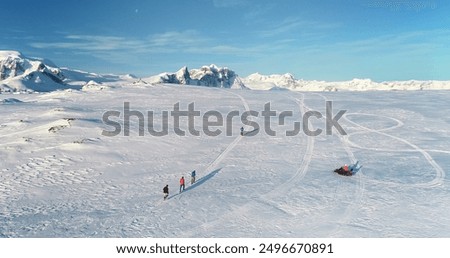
[[0, 86, 449, 237]]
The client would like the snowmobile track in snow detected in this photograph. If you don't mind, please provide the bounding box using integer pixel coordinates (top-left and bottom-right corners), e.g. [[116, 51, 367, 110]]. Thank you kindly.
[[312, 93, 366, 237], [202, 90, 251, 175], [179, 94, 318, 236], [343, 112, 446, 188], [173, 90, 251, 202], [262, 94, 315, 199]]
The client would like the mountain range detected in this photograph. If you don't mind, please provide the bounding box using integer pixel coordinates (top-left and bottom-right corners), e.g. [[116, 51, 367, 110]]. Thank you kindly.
[[1, 50, 450, 92]]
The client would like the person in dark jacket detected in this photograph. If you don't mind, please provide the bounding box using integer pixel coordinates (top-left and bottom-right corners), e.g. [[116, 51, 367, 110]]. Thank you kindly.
[[163, 185, 169, 200]]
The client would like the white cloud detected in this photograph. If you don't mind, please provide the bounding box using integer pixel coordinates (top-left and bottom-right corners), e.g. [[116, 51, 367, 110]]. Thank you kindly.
[[148, 30, 209, 48], [29, 30, 211, 54], [257, 17, 341, 38], [30, 35, 144, 52], [27, 30, 259, 66]]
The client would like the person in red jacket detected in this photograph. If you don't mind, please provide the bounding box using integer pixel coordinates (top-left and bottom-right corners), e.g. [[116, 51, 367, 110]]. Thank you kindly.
[[179, 176, 185, 193], [343, 164, 349, 172]]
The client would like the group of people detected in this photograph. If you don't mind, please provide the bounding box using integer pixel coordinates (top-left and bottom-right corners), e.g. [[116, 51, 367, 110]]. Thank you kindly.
[[163, 170, 196, 200], [163, 161, 361, 200]]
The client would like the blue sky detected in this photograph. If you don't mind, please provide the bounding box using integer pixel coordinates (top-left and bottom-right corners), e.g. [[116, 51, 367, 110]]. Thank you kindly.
[[2, 0, 449, 81]]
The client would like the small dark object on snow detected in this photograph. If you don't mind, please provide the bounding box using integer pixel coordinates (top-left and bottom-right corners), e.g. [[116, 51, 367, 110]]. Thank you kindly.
[[334, 167, 353, 176], [334, 161, 362, 176], [163, 185, 169, 200]]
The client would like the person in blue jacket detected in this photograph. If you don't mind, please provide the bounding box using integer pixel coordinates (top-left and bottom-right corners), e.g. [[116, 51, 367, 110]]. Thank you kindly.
[[191, 170, 196, 185], [348, 161, 362, 175]]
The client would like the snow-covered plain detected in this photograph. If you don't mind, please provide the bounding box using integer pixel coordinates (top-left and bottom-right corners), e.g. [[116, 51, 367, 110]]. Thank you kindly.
[[0, 84, 449, 237]]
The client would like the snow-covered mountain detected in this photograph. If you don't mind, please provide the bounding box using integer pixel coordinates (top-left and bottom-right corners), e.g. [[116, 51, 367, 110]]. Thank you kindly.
[[244, 72, 300, 90], [144, 64, 247, 89], [0, 51, 69, 92], [2, 50, 450, 93], [242, 73, 450, 91], [0, 51, 136, 93]]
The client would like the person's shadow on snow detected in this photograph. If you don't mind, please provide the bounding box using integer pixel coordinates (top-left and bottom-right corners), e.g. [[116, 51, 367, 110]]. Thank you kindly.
[[168, 168, 222, 200]]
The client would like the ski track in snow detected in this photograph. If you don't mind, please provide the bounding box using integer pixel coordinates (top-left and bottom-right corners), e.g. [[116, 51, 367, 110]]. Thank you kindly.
[[179, 94, 316, 236], [262, 94, 314, 199], [160, 90, 447, 237], [197, 90, 251, 178], [174, 89, 265, 236], [311, 93, 366, 237], [343, 112, 446, 188], [1, 87, 449, 237], [200, 90, 250, 174], [170, 89, 251, 205], [309, 92, 447, 236]]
